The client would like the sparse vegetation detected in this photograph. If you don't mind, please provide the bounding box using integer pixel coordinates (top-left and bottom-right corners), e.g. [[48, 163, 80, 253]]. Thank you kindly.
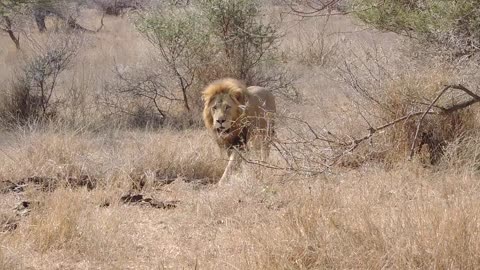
[[1, 34, 80, 125], [339, 63, 479, 165]]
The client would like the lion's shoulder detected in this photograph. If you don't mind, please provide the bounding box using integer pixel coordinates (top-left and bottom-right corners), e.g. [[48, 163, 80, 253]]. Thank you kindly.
[[245, 86, 276, 115]]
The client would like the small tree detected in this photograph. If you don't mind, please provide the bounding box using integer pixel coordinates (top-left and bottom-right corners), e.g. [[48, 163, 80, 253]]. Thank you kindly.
[[0, 0, 32, 49], [136, 9, 209, 112], [134, 0, 283, 118], [2, 35, 80, 124], [199, 0, 278, 83]]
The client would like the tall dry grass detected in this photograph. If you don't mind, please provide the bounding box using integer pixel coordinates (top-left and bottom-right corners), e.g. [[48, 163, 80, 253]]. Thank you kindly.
[[2, 129, 480, 268], [0, 128, 224, 186]]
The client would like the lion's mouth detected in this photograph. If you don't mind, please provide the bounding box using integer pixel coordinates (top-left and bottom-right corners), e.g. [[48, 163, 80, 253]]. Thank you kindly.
[[216, 127, 231, 134]]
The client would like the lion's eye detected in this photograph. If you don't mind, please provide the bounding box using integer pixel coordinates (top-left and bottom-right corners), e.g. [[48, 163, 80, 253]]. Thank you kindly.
[[212, 106, 217, 110], [225, 105, 231, 110]]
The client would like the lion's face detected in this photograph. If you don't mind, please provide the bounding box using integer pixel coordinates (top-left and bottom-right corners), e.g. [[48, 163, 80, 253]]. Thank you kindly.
[[209, 93, 243, 137]]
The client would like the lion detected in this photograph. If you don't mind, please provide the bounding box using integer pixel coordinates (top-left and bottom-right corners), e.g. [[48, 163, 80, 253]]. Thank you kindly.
[[202, 78, 276, 184]]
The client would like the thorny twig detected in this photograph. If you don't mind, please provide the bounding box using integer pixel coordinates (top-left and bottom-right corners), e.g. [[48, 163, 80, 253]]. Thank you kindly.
[[240, 84, 480, 175]]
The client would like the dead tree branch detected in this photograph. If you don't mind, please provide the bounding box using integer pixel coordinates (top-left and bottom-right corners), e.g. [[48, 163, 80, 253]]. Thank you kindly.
[[407, 84, 480, 160], [408, 85, 451, 160], [242, 83, 480, 175]]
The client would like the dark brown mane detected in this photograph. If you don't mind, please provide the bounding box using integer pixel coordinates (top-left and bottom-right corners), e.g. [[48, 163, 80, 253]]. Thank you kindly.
[[216, 126, 249, 151]]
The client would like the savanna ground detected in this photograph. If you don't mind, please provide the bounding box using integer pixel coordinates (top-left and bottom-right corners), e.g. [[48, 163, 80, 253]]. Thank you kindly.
[[1, 1, 480, 269]]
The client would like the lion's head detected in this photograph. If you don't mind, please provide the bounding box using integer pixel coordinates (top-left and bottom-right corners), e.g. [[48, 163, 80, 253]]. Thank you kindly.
[[202, 78, 247, 142]]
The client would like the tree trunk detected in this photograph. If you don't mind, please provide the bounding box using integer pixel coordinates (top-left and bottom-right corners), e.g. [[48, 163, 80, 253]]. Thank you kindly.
[[2, 16, 20, 49]]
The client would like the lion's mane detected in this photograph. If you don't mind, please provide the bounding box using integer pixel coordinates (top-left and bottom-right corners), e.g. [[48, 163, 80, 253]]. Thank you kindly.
[[202, 78, 249, 147]]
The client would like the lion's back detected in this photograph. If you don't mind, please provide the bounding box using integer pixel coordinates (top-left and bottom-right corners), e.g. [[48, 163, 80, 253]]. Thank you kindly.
[[246, 86, 276, 136], [246, 86, 276, 114]]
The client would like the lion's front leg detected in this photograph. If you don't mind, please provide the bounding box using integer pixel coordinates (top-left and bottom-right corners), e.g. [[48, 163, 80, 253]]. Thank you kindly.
[[218, 150, 241, 185]]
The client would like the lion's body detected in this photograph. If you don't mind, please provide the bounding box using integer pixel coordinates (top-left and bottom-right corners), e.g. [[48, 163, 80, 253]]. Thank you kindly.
[[202, 78, 276, 184]]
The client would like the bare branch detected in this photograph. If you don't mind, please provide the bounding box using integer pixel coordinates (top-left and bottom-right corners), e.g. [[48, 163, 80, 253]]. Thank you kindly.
[[409, 85, 451, 160]]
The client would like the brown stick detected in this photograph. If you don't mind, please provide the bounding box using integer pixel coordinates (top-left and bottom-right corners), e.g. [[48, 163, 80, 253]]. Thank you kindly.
[[239, 84, 480, 174], [348, 110, 439, 152], [408, 84, 480, 160], [408, 85, 451, 160]]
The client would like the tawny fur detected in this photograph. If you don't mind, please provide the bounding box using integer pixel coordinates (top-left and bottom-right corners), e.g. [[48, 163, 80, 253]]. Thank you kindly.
[[202, 78, 276, 184]]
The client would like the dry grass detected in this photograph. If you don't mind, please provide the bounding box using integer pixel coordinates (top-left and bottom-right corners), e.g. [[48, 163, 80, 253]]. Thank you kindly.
[[1, 130, 480, 269], [0, 128, 224, 186], [379, 69, 479, 163]]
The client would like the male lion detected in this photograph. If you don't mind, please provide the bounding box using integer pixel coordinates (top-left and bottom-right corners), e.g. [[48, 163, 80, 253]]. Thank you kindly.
[[202, 78, 276, 184]]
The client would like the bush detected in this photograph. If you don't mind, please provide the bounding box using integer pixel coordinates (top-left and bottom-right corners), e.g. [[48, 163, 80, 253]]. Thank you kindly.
[[135, 7, 209, 113], [380, 73, 477, 164], [341, 62, 479, 165], [0, 35, 80, 126], [129, 0, 286, 127], [199, 0, 278, 83], [351, 0, 480, 55]]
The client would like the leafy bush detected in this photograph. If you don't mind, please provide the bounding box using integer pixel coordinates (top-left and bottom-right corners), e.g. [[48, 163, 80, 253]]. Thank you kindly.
[[135, 0, 280, 92], [351, 0, 480, 55], [136, 8, 209, 112], [199, 0, 278, 83]]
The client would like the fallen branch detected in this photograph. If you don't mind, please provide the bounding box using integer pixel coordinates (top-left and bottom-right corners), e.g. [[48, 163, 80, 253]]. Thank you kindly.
[[408, 85, 451, 160], [234, 147, 329, 176], [237, 84, 480, 175], [408, 84, 480, 160], [348, 110, 439, 153]]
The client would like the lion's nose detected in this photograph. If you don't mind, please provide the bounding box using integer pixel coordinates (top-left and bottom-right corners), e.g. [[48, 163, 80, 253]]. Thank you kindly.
[[217, 119, 226, 124]]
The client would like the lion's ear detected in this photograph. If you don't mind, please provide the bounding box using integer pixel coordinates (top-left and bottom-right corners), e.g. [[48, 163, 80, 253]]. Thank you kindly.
[[232, 90, 246, 105]]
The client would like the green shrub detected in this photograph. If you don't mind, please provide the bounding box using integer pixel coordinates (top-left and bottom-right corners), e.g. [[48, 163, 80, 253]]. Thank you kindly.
[[199, 0, 278, 82], [127, 0, 286, 127], [351, 0, 480, 55], [135, 0, 279, 87]]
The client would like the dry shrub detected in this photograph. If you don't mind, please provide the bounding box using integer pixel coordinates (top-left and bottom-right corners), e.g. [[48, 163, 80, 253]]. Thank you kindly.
[[0, 34, 80, 127], [0, 78, 44, 126], [379, 70, 478, 164], [289, 26, 340, 67], [343, 63, 479, 166]]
